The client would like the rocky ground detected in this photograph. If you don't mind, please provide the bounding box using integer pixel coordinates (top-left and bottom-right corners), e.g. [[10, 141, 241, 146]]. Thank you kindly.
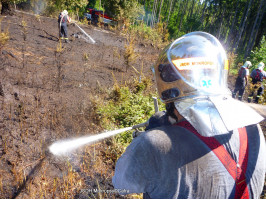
[[0, 10, 265, 199]]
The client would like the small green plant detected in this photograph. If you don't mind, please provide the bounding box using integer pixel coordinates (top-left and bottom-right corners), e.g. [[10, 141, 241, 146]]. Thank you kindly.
[[228, 51, 238, 75], [128, 21, 169, 47], [96, 77, 163, 146], [249, 35, 266, 70]]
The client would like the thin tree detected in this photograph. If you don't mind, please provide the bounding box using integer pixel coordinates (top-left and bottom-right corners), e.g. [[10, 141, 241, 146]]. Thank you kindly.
[[166, 0, 174, 26], [157, 0, 164, 22], [200, 0, 208, 25], [226, 0, 240, 47], [217, 5, 225, 39], [233, 0, 253, 52], [244, 0, 265, 59], [244, 0, 266, 56], [151, 0, 158, 27], [189, 0, 195, 19], [178, 0, 188, 32]]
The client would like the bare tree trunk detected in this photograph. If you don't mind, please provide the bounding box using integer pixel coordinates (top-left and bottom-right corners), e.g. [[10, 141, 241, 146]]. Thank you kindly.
[[151, 0, 156, 26], [157, 0, 164, 23], [166, 0, 174, 26], [244, 0, 265, 59], [154, 0, 159, 24], [176, 0, 183, 24], [217, 7, 225, 39], [189, 0, 195, 19], [1, 2, 13, 15], [200, 0, 208, 25], [204, 1, 213, 30], [233, 0, 253, 51], [195, 0, 201, 15], [179, 0, 188, 31], [226, 0, 240, 48], [151, 0, 158, 27]]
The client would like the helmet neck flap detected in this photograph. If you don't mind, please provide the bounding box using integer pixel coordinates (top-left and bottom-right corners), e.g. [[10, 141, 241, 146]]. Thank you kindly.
[[153, 32, 263, 137]]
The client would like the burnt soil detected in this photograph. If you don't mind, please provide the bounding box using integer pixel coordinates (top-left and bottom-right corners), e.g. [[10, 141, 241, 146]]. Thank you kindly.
[[0, 11, 160, 199], [0, 11, 265, 199]]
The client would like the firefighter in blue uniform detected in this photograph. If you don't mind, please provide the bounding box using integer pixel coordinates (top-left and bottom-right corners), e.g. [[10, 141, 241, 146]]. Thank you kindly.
[[58, 10, 71, 43], [232, 61, 251, 101], [112, 32, 266, 199], [248, 62, 266, 103]]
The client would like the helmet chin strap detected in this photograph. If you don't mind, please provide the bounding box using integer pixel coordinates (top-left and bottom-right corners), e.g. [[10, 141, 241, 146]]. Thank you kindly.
[[166, 102, 184, 122], [166, 102, 178, 120]]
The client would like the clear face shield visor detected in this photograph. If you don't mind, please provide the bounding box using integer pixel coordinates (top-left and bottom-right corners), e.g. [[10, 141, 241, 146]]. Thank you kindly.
[[154, 32, 230, 102]]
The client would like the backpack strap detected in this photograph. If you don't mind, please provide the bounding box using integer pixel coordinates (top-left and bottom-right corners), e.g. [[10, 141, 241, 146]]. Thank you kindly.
[[176, 121, 250, 199], [254, 69, 261, 81], [238, 67, 246, 77]]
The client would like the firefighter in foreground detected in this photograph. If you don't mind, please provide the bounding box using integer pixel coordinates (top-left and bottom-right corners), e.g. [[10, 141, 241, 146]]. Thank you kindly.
[[58, 10, 71, 43], [232, 61, 252, 101], [248, 62, 266, 103], [112, 32, 266, 199]]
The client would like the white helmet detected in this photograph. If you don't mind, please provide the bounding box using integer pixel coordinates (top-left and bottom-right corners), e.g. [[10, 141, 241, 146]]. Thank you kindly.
[[257, 62, 265, 71], [62, 10, 68, 15], [243, 61, 252, 68], [153, 31, 230, 103]]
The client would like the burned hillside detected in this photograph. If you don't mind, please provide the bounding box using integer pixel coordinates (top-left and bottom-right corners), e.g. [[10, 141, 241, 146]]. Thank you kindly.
[[0, 11, 159, 198], [0, 10, 265, 199]]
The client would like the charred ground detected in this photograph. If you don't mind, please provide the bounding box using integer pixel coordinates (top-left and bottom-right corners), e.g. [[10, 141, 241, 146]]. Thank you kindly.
[[0, 11, 159, 199], [0, 11, 265, 199]]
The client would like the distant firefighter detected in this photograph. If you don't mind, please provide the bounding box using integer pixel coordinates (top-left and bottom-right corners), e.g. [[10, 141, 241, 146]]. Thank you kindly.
[[248, 62, 266, 103], [58, 10, 71, 43], [232, 61, 252, 101]]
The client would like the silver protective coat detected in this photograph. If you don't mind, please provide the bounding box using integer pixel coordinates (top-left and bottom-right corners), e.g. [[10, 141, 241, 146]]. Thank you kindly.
[[174, 95, 264, 137]]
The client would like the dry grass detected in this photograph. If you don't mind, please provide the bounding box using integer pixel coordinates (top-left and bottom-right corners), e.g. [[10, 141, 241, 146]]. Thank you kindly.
[[1, 11, 264, 200], [124, 35, 139, 72], [0, 17, 10, 49], [0, 20, 144, 198]]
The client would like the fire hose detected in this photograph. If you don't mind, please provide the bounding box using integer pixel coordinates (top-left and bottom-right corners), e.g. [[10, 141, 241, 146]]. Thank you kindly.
[[48, 97, 265, 156], [49, 97, 160, 156]]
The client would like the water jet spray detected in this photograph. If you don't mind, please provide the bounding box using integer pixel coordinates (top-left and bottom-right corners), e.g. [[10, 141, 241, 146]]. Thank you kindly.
[[74, 23, 96, 44], [49, 121, 148, 156]]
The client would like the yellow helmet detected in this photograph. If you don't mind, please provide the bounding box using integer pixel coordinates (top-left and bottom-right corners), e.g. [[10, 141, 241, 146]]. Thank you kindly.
[[153, 31, 230, 103]]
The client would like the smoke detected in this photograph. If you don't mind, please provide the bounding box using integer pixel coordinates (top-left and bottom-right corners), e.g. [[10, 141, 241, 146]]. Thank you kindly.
[[32, 0, 47, 15]]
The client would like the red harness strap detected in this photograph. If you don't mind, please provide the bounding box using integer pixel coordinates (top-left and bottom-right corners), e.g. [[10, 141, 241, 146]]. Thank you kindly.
[[177, 121, 249, 199]]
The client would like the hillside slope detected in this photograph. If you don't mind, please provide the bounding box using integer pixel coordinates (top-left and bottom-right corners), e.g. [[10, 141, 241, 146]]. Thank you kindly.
[[0, 11, 265, 199], [0, 11, 159, 199]]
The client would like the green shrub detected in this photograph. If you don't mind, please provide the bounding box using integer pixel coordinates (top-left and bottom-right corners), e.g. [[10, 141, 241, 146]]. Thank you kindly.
[[249, 35, 266, 71], [128, 22, 169, 46], [96, 77, 163, 146], [228, 52, 238, 75]]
